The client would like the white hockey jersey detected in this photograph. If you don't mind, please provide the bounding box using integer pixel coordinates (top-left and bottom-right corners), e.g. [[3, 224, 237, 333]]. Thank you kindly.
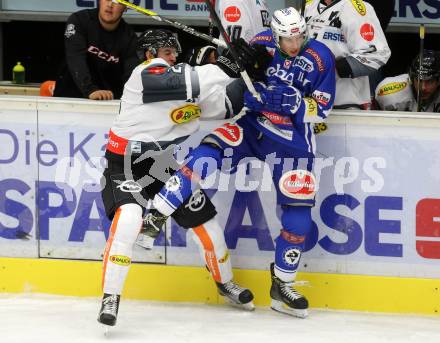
[[217, 0, 271, 43], [305, 0, 391, 107], [375, 74, 440, 112], [108, 58, 233, 154]]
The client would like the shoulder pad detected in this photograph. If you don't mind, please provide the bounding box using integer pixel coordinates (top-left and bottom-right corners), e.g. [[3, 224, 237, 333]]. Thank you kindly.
[[250, 29, 274, 48]]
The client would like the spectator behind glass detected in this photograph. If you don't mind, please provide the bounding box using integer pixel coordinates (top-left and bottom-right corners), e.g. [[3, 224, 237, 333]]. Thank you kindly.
[[305, 0, 391, 109], [375, 50, 440, 112], [53, 0, 139, 100], [217, 0, 271, 43]]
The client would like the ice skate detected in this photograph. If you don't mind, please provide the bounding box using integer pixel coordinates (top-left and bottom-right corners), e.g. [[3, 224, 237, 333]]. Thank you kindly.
[[217, 280, 255, 311], [97, 293, 120, 328], [135, 209, 168, 250], [270, 263, 308, 318]]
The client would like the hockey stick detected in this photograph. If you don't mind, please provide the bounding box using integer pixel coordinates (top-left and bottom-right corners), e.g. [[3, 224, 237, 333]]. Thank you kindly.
[[208, 0, 216, 37], [203, 0, 261, 101], [300, 0, 307, 16], [416, 24, 425, 112], [112, 0, 227, 48]]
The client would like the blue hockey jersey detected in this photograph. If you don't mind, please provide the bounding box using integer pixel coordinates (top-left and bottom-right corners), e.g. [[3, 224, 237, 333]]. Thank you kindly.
[[247, 29, 336, 155]]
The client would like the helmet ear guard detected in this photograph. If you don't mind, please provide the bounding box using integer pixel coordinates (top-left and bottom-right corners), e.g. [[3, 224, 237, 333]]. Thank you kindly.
[[270, 7, 307, 50]]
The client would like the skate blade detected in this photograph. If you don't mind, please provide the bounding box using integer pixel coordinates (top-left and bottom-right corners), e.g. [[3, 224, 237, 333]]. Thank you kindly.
[[270, 299, 308, 318], [135, 234, 154, 250], [223, 297, 255, 311]]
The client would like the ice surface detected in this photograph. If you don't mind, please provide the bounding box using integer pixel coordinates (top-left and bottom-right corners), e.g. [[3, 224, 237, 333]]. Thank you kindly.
[[0, 294, 439, 343]]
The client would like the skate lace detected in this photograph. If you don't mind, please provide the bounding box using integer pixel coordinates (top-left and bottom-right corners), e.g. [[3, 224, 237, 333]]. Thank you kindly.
[[223, 281, 243, 296], [281, 282, 303, 301], [102, 295, 118, 315]]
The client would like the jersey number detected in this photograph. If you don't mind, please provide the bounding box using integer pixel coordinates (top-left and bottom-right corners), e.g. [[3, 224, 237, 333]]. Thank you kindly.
[[226, 25, 243, 41]]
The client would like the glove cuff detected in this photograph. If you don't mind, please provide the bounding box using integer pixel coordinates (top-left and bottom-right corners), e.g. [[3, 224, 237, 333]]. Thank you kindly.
[[216, 54, 241, 78], [336, 58, 353, 78]]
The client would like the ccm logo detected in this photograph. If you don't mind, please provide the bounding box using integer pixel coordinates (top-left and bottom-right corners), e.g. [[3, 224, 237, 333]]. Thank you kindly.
[[88, 46, 119, 63]]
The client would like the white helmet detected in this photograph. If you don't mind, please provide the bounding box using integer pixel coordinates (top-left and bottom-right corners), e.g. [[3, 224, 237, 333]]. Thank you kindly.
[[271, 7, 306, 50]]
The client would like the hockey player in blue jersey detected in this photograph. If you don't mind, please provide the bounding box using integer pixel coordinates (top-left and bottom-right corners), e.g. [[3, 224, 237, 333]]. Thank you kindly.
[[146, 7, 336, 318]]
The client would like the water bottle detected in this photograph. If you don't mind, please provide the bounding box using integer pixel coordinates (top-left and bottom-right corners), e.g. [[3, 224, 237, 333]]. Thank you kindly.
[[12, 62, 25, 84]]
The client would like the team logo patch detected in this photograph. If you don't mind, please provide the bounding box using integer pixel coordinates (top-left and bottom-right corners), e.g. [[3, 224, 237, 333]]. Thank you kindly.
[[250, 35, 273, 44], [147, 66, 167, 75], [165, 175, 181, 192], [351, 0, 366, 16], [184, 189, 206, 212], [312, 90, 331, 106], [170, 104, 201, 124], [305, 48, 325, 72], [224, 6, 241, 22], [279, 170, 317, 200], [284, 59, 292, 69], [212, 123, 243, 146], [360, 23, 375, 41], [64, 24, 76, 38], [110, 255, 131, 266], [378, 82, 408, 96], [282, 248, 301, 267], [262, 111, 292, 125], [115, 180, 142, 193], [304, 97, 318, 117], [294, 56, 314, 73]]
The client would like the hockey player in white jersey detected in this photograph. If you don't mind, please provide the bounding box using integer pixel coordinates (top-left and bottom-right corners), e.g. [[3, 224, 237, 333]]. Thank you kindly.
[[217, 0, 271, 42], [305, 0, 391, 108], [185, 0, 271, 67], [97, 29, 263, 327], [375, 50, 440, 112]]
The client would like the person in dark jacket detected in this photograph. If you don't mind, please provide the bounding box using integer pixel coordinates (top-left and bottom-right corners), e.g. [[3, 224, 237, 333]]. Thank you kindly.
[[54, 0, 139, 100]]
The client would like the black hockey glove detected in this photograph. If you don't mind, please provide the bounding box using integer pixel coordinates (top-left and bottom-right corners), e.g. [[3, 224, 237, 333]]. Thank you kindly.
[[184, 45, 218, 66], [335, 57, 354, 78], [216, 38, 271, 80], [247, 43, 272, 81], [216, 48, 242, 78]]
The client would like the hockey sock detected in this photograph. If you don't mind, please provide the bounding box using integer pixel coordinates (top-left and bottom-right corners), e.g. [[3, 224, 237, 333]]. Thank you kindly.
[[102, 203, 143, 295], [191, 217, 233, 284], [274, 206, 312, 282]]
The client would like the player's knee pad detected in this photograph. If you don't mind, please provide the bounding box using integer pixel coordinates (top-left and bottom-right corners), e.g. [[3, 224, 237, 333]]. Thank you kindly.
[[153, 144, 223, 216], [191, 217, 232, 284], [171, 189, 217, 229], [110, 203, 143, 247]]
